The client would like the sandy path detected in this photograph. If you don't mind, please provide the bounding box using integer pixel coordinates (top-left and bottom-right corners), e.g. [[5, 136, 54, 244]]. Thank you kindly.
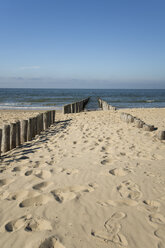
[[0, 109, 165, 248]]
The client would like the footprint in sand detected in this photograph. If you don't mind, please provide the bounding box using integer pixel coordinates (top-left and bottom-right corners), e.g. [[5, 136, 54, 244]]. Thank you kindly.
[[24, 169, 52, 179], [51, 184, 97, 203], [0, 167, 6, 173], [100, 159, 110, 166], [12, 166, 23, 172], [39, 236, 65, 248], [148, 213, 165, 247], [32, 181, 51, 191], [155, 226, 165, 239], [35, 170, 52, 180], [117, 180, 142, 201], [109, 167, 131, 176], [4, 215, 52, 232], [154, 227, 165, 247], [6, 190, 39, 201], [149, 213, 165, 225], [19, 194, 52, 208], [61, 168, 79, 175], [97, 198, 138, 207], [0, 178, 13, 187], [91, 212, 128, 247], [25, 170, 33, 176], [139, 200, 161, 213], [54, 168, 78, 176], [100, 146, 106, 152]]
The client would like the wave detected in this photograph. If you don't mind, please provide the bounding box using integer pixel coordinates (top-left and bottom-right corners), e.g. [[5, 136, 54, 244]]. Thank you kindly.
[[146, 100, 155, 103], [0, 105, 61, 110], [106, 100, 159, 103]]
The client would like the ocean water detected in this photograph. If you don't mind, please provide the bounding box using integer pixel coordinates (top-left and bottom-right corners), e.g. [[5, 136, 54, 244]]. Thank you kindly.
[[0, 88, 165, 110]]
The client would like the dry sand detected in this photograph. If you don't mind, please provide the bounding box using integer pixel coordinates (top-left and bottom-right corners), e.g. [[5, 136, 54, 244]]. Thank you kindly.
[[0, 108, 165, 248], [0, 110, 41, 128]]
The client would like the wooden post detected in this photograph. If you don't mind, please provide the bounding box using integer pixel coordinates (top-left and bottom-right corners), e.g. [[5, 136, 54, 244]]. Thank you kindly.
[[53, 110, 55, 123], [72, 103, 75, 113], [50, 111, 52, 125], [0, 129, 2, 156], [76, 102, 79, 113], [70, 104, 73, 113], [2, 125, 10, 153], [135, 119, 144, 128], [143, 124, 154, 131], [31, 117, 35, 137], [74, 103, 77, 113], [50, 111, 54, 124], [157, 131, 165, 140], [79, 101, 83, 112], [37, 113, 43, 133], [21, 120, 28, 143], [10, 123, 16, 150], [40, 113, 44, 131], [36, 115, 40, 135], [16, 121, 21, 147], [63, 106, 65, 114], [33, 117, 37, 137], [43, 112, 48, 130], [69, 104, 72, 113], [127, 114, 134, 123], [28, 118, 33, 141], [48, 111, 51, 127]]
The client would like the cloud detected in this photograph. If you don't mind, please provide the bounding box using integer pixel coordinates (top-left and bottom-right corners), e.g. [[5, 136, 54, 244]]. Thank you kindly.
[[19, 66, 40, 70]]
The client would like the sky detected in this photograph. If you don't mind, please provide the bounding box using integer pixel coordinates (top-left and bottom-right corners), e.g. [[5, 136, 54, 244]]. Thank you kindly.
[[0, 0, 165, 88]]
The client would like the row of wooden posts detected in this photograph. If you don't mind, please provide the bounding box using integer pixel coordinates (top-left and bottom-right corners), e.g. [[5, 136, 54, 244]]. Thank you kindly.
[[98, 98, 116, 111], [120, 112, 165, 140], [63, 97, 90, 114], [0, 110, 55, 156]]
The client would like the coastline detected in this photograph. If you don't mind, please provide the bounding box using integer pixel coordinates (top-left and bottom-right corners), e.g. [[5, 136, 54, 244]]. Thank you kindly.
[[1, 107, 165, 129]]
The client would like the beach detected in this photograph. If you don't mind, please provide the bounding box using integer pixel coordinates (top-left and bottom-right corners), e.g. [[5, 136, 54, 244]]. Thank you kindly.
[[0, 108, 165, 248]]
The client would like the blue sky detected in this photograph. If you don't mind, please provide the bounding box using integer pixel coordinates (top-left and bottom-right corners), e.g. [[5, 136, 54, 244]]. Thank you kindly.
[[0, 0, 165, 88]]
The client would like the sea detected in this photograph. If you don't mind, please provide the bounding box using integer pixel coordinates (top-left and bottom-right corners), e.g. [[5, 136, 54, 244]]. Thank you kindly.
[[0, 88, 165, 110]]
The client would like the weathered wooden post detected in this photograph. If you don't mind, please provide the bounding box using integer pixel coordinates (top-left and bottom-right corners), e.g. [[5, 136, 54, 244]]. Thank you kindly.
[[16, 121, 21, 147], [80, 101, 83, 112], [77, 102, 80, 113], [74, 103, 77, 113], [51, 111, 54, 124], [37, 113, 43, 133], [43, 112, 48, 130], [31, 117, 35, 138], [71, 103, 75, 113], [2, 125, 10, 153], [0, 129, 2, 156], [62, 106, 64, 114], [143, 124, 155, 131], [36, 115, 40, 135], [67, 105, 69, 113], [157, 130, 165, 140], [28, 118, 33, 141], [127, 114, 134, 123], [34, 116, 37, 136], [53, 110, 55, 123], [134, 119, 144, 128], [122, 113, 128, 122], [40, 113, 44, 130], [48, 111, 50, 127], [10, 123, 16, 150], [78, 102, 81, 112], [21, 120, 28, 143]]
